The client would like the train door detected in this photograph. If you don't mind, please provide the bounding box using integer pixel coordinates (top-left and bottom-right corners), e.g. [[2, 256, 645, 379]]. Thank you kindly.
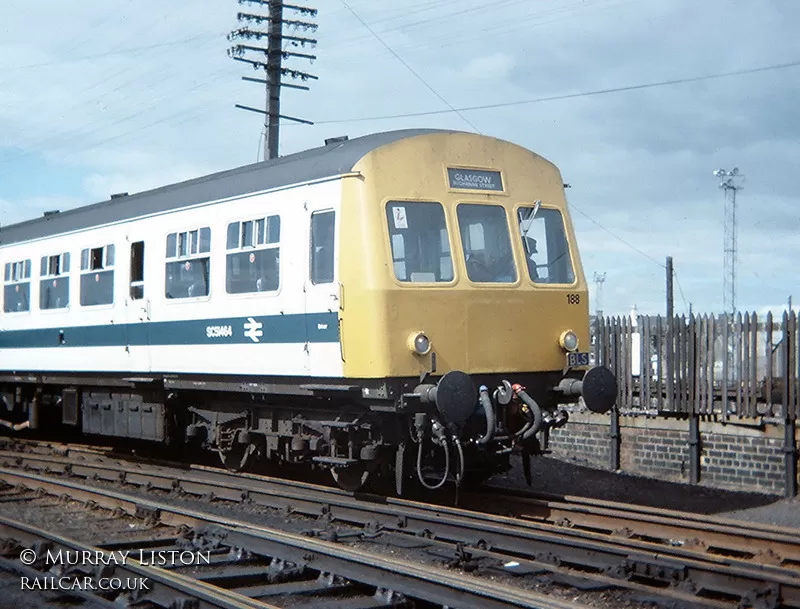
[[125, 237, 152, 373], [304, 204, 339, 376]]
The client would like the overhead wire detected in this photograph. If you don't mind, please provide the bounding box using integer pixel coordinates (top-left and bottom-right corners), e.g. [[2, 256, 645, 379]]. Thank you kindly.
[[573, 204, 693, 313], [306, 58, 800, 124], [569, 205, 665, 269], [51, 1, 136, 58], [338, 0, 482, 134], [409, 0, 641, 52], [0, 63, 232, 168], [672, 270, 691, 314], [323, 0, 627, 55], [572, 203, 693, 313], [0, 33, 223, 72], [0, 68, 233, 180]]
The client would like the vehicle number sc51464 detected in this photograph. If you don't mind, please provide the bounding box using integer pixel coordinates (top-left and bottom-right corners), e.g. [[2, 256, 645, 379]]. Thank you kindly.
[[206, 325, 233, 338]]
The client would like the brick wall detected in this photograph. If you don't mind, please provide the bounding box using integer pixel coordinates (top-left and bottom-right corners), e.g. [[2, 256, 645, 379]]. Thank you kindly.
[[546, 422, 611, 467], [547, 413, 789, 495], [623, 427, 689, 482], [701, 433, 785, 493]]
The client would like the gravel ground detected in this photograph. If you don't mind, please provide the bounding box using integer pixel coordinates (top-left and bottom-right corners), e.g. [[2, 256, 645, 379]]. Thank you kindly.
[[488, 452, 800, 527]]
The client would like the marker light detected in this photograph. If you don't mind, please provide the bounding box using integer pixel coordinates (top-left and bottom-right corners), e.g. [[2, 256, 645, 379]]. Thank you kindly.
[[407, 331, 431, 355], [559, 330, 579, 352]]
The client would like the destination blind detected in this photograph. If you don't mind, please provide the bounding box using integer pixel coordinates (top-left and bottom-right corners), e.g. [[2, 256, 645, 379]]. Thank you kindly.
[[447, 168, 503, 191]]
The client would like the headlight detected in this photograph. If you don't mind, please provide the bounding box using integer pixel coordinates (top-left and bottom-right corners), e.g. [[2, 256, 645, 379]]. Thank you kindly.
[[407, 331, 431, 355], [559, 330, 579, 352]]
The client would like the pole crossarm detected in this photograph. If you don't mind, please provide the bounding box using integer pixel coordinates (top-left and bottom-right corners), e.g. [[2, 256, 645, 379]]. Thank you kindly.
[[234, 104, 314, 124], [242, 76, 310, 90], [236, 12, 319, 31], [231, 56, 318, 80], [238, 0, 318, 16], [229, 28, 318, 46], [229, 44, 317, 61]]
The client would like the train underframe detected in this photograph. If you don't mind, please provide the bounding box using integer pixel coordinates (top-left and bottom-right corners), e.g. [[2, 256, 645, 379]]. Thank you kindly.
[[0, 367, 617, 493]]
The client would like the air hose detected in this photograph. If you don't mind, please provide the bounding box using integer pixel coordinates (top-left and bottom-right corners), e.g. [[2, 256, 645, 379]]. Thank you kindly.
[[416, 420, 451, 490], [476, 385, 496, 445], [512, 384, 544, 441]]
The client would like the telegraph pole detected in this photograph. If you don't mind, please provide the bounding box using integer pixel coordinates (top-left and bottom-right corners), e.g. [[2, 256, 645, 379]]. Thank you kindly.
[[665, 256, 674, 411], [666, 257, 674, 320], [228, 0, 318, 160], [265, 0, 283, 159]]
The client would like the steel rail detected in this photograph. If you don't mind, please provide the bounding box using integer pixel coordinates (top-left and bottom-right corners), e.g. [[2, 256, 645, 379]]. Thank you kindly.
[[0, 467, 584, 609], [0, 449, 798, 608], [470, 486, 800, 567], [5, 445, 799, 568], [7, 438, 800, 568], [0, 514, 281, 609], [7, 441, 799, 565]]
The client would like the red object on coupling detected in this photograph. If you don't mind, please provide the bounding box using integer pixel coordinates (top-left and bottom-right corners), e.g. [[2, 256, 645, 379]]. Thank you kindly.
[[511, 383, 525, 394]]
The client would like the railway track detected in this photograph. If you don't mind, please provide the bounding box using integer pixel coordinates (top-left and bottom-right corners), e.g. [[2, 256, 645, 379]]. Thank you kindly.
[[7, 437, 797, 569], [0, 469, 580, 609], [469, 486, 800, 569], [0, 508, 277, 609], [0, 438, 798, 608]]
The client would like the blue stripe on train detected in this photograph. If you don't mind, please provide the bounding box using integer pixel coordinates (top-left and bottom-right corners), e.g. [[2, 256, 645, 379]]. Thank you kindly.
[[0, 311, 340, 349]]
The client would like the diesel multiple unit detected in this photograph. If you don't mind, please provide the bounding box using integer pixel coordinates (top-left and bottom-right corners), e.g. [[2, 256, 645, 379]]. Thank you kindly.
[[0, 129, 616, 493]]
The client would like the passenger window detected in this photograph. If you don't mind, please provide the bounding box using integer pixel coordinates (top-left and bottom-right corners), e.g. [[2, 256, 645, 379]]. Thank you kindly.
[[385, 202, 453, 283], [517, 207, 575, 284], [165, 227, 211, 299], [40, 252, 70, 310], [3, 259, 32, 313], [457, 204, 517, 283], [226, 215, 280, 294], [130, 241, 145, 300], [310, 210, 335, 285], [80, 245, 115, 306]]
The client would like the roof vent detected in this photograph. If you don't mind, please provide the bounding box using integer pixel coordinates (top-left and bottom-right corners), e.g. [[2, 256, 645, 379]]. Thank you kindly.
[[110, 192, 128, 199], [43, 210, 60, 217], [324, 136, 348, 146]]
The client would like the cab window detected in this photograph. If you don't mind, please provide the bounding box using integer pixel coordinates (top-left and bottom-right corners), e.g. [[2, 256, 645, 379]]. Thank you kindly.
[[386, 202, 453, 283], [517, 206, 575, 284], [456, 204, 516, 283]]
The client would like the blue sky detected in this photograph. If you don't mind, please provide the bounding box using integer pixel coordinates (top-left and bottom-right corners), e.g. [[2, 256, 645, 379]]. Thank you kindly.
[[1, 0, 798, 316]]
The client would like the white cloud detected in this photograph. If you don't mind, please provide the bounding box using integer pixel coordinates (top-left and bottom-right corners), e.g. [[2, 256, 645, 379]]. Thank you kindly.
[[456, 52, 516, 81]]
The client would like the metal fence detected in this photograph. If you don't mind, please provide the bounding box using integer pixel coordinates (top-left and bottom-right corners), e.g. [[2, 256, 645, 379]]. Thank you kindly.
[[594, 310, 799, 419]]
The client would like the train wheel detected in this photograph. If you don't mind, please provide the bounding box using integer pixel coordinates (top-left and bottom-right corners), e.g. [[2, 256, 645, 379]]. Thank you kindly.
[[331, 465, 370, 492], [217, 443, 256, 472]]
